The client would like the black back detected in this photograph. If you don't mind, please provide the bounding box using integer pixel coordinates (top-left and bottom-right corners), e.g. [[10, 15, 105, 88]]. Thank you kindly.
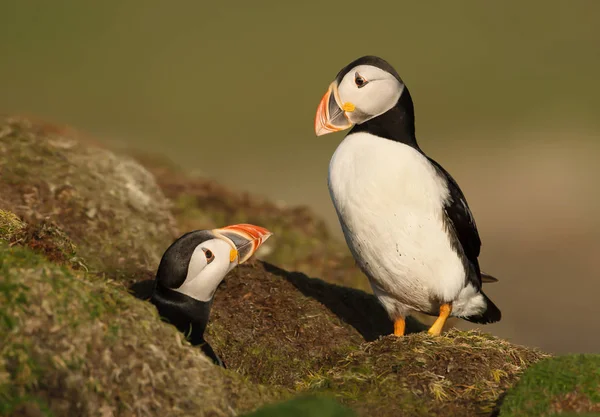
[[426, 158, 483, 290]]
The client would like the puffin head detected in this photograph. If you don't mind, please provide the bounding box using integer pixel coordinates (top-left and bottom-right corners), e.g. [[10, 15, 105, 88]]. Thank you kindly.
[[155, 224, 272, 302], [314, 55, 407, 136]]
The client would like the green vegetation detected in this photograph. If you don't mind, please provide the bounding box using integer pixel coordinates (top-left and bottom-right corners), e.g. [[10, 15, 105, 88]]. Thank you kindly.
[[241, 395, 357, 417], [0, 242, 283, 417], [500, 355, 600, 417]]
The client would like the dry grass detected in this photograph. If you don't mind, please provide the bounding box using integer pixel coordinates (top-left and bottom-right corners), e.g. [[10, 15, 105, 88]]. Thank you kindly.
[[296, 330, 548, 416], [0, 209, 25, 242]]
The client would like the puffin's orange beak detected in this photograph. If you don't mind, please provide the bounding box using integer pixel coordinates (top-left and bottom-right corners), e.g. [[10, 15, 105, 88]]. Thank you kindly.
[[314, 82, 353, 136], [213, 224, 272, 264]]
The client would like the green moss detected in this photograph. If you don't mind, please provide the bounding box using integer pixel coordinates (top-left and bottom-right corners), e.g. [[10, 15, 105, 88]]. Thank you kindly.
[[499, 354, 600, 417], [241, 395, 357, 417], [0, 394, 54, 417], [0, 242, 284, 416]]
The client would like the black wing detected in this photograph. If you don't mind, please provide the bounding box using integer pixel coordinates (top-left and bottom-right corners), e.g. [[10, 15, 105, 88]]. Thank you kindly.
[[426, 157, 483, 289], [129, 279, 156, 300]]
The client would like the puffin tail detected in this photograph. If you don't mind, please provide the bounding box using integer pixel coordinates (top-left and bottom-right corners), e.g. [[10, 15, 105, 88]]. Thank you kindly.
[[481, 271, 499, 283], [464, 292, 502, 324]]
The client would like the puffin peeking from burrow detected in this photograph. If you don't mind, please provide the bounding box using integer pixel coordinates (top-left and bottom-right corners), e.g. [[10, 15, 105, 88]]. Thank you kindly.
[[314, 55, 501, 336], [131, 224, 272, 367]]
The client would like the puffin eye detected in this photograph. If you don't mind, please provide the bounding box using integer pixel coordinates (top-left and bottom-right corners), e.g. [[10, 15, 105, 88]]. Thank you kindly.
[[202, 248, 215, 264], [354, 73, 368, 88]]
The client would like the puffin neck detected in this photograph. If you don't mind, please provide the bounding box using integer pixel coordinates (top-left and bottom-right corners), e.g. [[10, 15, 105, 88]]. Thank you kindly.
[[151, 285, 212, 344], [350, 88, 419, 149]]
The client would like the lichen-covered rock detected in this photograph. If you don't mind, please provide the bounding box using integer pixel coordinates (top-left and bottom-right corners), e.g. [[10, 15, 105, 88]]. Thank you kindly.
[[0, 117, 178, 276], [0, 242, 284, 417]]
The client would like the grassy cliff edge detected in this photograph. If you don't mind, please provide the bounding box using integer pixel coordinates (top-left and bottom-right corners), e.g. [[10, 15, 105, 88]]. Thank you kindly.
[[2, 116, 593, 417]]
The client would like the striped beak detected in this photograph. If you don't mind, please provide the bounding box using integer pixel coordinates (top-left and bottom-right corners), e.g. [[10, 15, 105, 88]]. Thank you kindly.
[[314, 81, 353, 136], [213, 224, 272, 264]]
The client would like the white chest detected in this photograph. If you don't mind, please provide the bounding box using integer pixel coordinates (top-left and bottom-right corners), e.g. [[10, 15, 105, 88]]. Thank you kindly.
[[327, 133, 466, 309]]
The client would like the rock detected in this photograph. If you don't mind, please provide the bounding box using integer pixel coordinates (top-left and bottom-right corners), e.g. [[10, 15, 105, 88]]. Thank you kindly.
[[0, 117, 178, 276]]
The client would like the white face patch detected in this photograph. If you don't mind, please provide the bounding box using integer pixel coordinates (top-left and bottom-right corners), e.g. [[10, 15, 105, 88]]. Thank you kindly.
[[337, 65, 405, 125], [173, 238, 238, 302]]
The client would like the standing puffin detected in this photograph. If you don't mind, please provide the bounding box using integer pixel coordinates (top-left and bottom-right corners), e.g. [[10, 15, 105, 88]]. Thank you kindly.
[[314, 56, 501, 336], [131, 224, 272, 366]]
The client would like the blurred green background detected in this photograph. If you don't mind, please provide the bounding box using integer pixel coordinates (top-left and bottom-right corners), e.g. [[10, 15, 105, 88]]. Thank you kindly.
[[1, 1, 599, 354]]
